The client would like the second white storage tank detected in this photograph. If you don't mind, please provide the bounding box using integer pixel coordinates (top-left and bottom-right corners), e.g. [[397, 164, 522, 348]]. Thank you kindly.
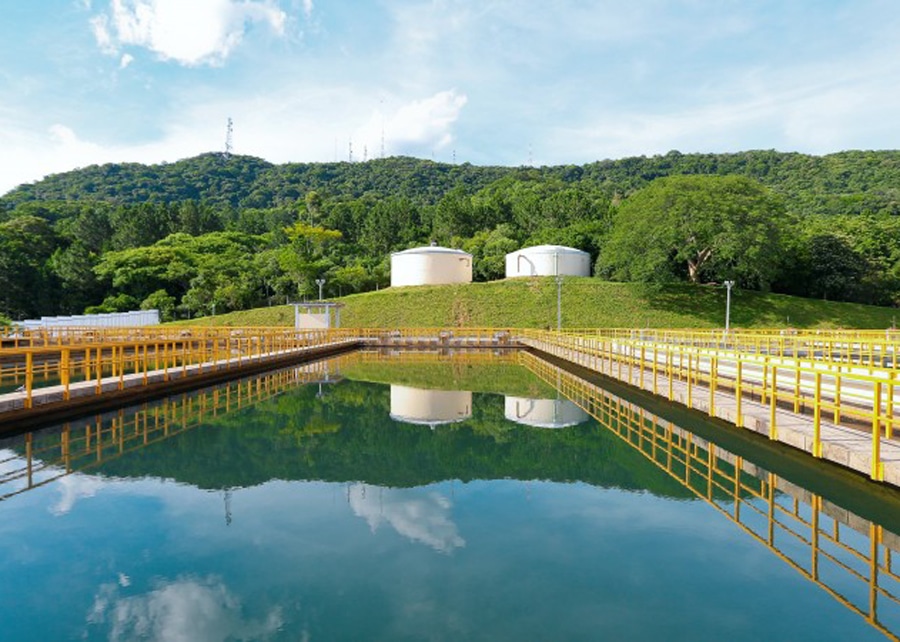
[[504, 397, 589, 429], [505, 245, 590, 278]]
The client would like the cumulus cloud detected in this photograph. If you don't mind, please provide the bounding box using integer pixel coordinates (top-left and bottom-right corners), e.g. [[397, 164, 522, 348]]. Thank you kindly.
[[354, 90, 468, 158], [349, 484, 465, 554], [87, 575, 283, 642], [90, 0, 287, 66]]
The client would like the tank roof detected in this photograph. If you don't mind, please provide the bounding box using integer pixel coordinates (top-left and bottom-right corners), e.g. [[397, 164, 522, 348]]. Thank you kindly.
[[391, 245, 472, 257], [508, 244, 589, 256]]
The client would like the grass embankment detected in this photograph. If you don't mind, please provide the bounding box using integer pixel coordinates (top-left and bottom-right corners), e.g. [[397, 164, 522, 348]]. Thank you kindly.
[[177, 278, 900, 329]]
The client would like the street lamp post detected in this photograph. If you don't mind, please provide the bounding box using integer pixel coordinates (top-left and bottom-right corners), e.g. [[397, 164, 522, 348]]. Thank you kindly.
[[723, 280, 735, 331], [315, 278, 326, 301], [556, 275, 563, 331]]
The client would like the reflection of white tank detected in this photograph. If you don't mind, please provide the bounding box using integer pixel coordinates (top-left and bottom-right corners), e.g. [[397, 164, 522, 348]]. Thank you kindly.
[[391, 246, 473, 287], [390, 385, 473, 426], [504, 397, 589, 428], [505, 244, 591, 278]]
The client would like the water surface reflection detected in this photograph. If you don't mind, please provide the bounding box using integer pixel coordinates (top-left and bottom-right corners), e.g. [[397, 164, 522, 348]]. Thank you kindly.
[[0, 350, 898, 641]]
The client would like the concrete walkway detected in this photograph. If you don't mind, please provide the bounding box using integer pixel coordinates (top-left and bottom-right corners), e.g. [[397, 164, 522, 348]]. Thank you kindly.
[[522, 337, 900, 487], [0, 339, 360, 425]]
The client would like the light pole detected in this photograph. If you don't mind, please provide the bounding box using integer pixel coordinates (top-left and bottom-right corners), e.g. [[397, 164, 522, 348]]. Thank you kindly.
[[724, 280, 735, 331], [556, 275, 563, 331], [315, 278, 326, 301]]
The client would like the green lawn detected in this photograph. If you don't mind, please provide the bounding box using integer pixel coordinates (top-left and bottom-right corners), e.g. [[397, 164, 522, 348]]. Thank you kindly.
[[175, 278, 900, 330]]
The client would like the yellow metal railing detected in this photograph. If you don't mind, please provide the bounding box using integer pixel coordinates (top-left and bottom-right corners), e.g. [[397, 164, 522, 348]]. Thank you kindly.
[[0, 328, 364, 409], [518, 329, 900, 482], [4, 324, 900, 483], [558, 327, 900, 370], [0, 325, 515, 347], [520, 351, 900, 642]]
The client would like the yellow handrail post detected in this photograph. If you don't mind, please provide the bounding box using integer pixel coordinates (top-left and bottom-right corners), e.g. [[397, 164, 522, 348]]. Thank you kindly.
[[667, 347, 674, 401], [639, 345, 645, 389], [872, 380, 884, 481], [95, 347, 103, 393], [887, 373, 895, 440], [118, 346, 125, 390], [813, 372, 823, 458], [735, 360, 743, 428], [834, 373, 842, 424], [24, 352, 34, 409], [769, 366, 778, 440], [61, 348, 70, 401]]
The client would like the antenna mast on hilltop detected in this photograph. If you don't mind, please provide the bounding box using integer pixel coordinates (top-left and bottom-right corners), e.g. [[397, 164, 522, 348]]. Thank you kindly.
[[380, 97, 386, 158], [223, 117, 234, 160]]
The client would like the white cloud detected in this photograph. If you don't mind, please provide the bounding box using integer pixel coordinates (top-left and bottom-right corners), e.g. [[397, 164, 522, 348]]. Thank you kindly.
[[88, 576, 283, 642], [90, 0, 287, 66], [302, 0, 313, 19], [51, 474, 106, 515], [349, 484, 465, 553], [354, 90, 468, 158], [547, 53, 900, 163], [119, 53, 134, 69]]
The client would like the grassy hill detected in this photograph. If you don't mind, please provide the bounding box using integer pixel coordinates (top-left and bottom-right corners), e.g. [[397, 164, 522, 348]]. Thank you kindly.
[[175, 278, 900, 329]]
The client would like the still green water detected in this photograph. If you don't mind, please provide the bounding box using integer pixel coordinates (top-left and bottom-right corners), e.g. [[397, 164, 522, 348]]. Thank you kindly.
[[0, 351, 899, 641]]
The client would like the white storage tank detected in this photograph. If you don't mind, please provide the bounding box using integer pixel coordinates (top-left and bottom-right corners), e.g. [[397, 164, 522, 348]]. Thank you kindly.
[[504, 397, 589, 429], [390, 385, 472, 427], [505, 244, 591, 278], [391, 245, 473, 287]]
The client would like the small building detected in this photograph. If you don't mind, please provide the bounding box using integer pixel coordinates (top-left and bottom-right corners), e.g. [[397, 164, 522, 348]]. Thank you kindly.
[[505, 244, 591, 278], [504, 397, 589, 429], [390, 245, 473, 287], [291, 302, 343, 329], [390, 385, 472, 427]]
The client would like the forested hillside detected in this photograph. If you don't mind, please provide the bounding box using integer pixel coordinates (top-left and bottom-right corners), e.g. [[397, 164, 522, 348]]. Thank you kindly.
[[1, 149, 899, 323]]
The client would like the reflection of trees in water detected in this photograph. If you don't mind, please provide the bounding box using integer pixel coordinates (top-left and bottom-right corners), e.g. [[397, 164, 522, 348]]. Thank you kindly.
[[30, 370, 688, 497]]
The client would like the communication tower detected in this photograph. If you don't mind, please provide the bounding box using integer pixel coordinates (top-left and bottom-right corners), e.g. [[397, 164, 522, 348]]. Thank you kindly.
[[223, 117, 234, 159], [380, 97, 386, 158]]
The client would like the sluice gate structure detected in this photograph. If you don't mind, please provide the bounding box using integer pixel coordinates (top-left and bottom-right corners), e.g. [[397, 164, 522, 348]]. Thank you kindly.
[[2, 325, 900, 488]]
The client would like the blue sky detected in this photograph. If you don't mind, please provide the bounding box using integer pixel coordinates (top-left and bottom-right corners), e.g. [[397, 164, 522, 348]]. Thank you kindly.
[[2, 0, 900, 195]]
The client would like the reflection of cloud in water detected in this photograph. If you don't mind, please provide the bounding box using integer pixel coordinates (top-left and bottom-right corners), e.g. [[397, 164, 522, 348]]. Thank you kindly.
[[51, 474, 105, 515], [87, 575, 283, 642], [0, 449, 21, 476], [349, 484, 465, 553]]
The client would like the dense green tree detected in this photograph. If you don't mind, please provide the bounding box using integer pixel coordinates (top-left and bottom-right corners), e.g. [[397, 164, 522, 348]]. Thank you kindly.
[[140, 289, 177, 321], [0, 216, 59, 318], [85, 292, 140, 314], [463, 225, 520, 281], [5, 150, 900, 315], [279, 223, 343, 299], [599, 175, 787, 288]]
